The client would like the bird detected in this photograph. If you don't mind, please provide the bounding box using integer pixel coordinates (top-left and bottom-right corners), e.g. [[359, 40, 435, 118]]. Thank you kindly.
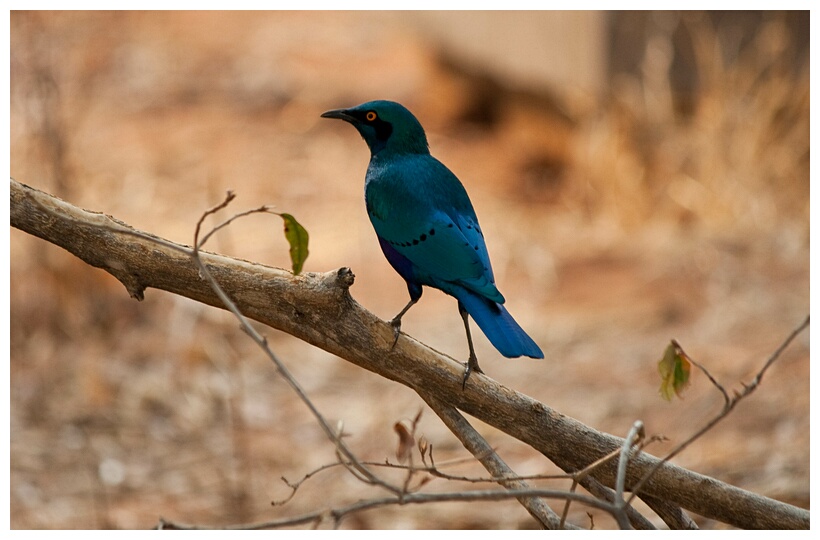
[[321, 100, 543, 388]]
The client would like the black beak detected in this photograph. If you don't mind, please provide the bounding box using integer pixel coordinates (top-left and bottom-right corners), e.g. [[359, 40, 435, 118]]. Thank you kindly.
[[321, 108, 356, 123]]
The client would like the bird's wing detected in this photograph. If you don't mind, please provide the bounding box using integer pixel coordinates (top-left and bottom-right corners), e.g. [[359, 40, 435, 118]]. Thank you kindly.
[[372, 209, 505, 304]]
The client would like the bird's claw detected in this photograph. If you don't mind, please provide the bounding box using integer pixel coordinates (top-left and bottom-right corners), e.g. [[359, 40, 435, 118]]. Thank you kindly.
[[461, 355, 484, 390], [389, 318, 402, 350]]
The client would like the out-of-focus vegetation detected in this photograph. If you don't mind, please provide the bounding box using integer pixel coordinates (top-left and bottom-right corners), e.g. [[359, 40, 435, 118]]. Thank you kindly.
[[10, 11, 808, 529]]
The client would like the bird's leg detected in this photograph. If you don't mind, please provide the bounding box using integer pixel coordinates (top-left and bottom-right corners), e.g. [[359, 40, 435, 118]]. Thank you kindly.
[[389, 297, 418, 350], [459, 303, 483, 389]]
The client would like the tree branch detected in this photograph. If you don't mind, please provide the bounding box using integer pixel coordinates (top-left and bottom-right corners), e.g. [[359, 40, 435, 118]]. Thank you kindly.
[[10, 178, 809, 529]]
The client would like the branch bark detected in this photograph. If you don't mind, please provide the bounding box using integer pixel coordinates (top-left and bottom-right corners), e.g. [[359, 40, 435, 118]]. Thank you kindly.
[[10, 178, 809, 529]]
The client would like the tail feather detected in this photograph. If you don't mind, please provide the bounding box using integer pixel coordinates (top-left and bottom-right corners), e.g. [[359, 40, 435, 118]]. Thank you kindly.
[[454, 289, 543, 359]]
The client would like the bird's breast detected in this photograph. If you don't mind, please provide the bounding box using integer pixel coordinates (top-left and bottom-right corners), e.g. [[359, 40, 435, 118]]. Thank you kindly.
[[364, 163, 429, 225]]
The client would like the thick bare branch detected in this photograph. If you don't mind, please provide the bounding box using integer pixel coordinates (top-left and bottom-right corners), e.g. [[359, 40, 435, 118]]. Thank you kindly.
[[10, 178, 809, 529]]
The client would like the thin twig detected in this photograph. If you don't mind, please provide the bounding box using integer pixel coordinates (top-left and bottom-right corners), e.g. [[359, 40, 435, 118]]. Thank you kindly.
[[397, 410, 424, 499], [197, 204, 271, 249], [158, 486, 616, 530], [615, 421, 644, 503], [611, 421, 645, 529], [679, 339, 730, 406], [193, 190, 237, 248]]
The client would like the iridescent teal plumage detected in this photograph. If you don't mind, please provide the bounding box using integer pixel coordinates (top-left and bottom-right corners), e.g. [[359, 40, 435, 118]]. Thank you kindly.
[[322, 100, 543, 386]]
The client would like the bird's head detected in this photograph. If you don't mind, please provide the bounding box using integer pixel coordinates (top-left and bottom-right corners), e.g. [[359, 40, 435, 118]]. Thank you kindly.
[[321, 100, 429, 157]]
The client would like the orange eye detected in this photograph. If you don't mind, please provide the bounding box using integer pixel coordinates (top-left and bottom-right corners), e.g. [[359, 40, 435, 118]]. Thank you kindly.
[[366, 111, 377, 122]]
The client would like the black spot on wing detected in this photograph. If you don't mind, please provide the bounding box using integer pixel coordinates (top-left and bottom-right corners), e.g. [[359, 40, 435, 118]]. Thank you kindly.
[[389, 227, 437, 248]]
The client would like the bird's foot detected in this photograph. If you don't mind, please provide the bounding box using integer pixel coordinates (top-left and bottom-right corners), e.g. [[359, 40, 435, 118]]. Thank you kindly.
[[461, 354, 484, 390], [388, 317, 402, 350]]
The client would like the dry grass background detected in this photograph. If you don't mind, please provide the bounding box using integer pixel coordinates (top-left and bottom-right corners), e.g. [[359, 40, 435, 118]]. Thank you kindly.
[[9, 11, 809, 529]]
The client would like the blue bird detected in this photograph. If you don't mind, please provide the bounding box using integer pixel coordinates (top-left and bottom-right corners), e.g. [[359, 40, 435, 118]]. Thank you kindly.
[[322, 100, 543, 387]]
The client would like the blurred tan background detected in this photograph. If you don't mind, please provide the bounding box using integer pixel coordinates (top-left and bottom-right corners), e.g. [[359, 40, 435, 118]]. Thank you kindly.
[[10, 11, 809, 529]]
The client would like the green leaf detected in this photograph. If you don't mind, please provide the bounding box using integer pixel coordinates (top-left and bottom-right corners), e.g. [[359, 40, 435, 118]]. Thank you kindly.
[[658, 340, 692, 401], [279, 213, 309, 275]]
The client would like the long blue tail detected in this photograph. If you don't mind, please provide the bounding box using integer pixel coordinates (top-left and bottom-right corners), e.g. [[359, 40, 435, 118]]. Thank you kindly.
[[453, 288, 543, 359]]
